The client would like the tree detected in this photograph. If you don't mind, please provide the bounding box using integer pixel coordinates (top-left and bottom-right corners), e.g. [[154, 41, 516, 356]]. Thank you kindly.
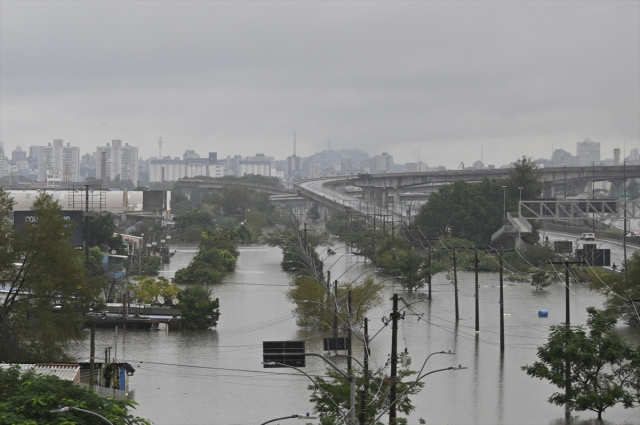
[[374, 236, 425, 292], [0, 190, 101, 362], [590, 251, 640, 326], [308, 367, 424, 425], [177, 285, 220, 330], [286, 276, 383, 329], [87, 215, 127, 254], [220, 184, 252, 216], [522, 307, 640, 420], [413, 178, 504, 245], [0, 365, 150, 425], [308, 204, 321, 221], [130, 276, 180, 304]]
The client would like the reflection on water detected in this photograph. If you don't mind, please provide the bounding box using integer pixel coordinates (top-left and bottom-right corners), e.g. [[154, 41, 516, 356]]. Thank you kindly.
[[70, 244, 640, 425]]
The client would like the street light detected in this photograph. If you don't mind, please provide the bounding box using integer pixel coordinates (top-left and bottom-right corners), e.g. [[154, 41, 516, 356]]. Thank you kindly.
[[501, 186, 508, 224], [263, 353, 357, 425], [50, 406, 114, 425], [260, 413, 317, 425]]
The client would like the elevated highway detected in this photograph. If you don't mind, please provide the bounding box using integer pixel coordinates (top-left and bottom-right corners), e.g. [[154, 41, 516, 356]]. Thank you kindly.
[[175, 179, 296, 196], [289, 166, 640, 248], [344, 165, 640, 208]]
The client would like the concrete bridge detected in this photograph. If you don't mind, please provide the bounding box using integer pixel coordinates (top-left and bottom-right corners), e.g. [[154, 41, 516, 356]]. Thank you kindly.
[[333, 165, 640, 209], [175, 179, 296, 196]]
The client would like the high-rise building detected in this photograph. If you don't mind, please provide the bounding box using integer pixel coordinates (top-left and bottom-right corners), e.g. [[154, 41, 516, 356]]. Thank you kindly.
[[369, 152, 394, 173], [96, 140, 139, 184], [0, 142, 5, 177], [576, 138, 600, 165], [37, 139, 80, 182]]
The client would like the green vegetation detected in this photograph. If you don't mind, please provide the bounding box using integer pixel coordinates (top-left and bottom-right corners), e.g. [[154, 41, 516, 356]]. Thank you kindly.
[[129, 276, 180, 304], [177, 285, 220, 330], [322, 157, 557, 292], [87, 215, 127, 255], [589, 251, 640, 326], [0, 189, 101, 362], [174, 228, 239, 284], [522, 307, 640, 420], [415, 156, 542, 245], [0, 365, 150, 425], [264, 217, 329, 277], [174, 210, 214, 241], [308, 367, 424, 425], [287, 276, 383, 329], [170, 180, 281, 242]]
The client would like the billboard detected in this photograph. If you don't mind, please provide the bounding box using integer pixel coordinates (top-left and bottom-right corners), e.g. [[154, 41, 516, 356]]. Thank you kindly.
[[14, 210, 83, 246]]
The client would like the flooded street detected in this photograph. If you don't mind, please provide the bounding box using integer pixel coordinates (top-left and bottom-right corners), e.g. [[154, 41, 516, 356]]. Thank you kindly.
[[73, 243, 640, 425]]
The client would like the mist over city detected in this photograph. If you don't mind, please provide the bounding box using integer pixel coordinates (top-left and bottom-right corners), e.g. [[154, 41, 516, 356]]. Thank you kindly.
[[1, 2, 640, 425]]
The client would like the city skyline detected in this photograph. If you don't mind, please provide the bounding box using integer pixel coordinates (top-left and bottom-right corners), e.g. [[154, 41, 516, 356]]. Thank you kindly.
[[1, 2, 638, 169]]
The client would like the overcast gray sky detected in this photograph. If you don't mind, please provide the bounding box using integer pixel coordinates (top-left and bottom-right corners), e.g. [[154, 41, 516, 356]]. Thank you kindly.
[[1, 1, 638, 168]]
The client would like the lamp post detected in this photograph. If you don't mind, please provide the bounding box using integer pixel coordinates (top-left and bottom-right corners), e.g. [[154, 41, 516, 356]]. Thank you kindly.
[[517, 187, 523, 247], [260, 413, 317, 425], [50, 406, 114, 425], [501, 186, 507, 224]]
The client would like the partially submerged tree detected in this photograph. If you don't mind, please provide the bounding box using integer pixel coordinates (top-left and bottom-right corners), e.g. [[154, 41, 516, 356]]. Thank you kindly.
[[522, 307, 640, 420], [177, 285, 220, 330], [287, 276, 383, 330]]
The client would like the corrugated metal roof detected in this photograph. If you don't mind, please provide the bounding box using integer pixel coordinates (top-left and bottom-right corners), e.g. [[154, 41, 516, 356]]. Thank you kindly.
[[1, 363, 81, 383]]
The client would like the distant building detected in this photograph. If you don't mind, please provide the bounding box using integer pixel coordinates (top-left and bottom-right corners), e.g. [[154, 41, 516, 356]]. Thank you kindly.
[[0, 141, 5, 177], [576, 138, 600, 165], [183, 150, 200, 160], [239, 153, 274, 177], [627, 148, 639, 163], [11, 146, 27, 163], [148, 157, 225, 182], [37, 139, 80, 183], [95, 140, 139, 185], [286, 155, 301, 178], [369, 152, 394, 173], [551, 149, 576, 167]]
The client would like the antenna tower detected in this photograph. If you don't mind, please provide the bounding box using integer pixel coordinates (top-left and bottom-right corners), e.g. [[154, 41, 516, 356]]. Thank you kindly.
[[293, 131, 297, 157]]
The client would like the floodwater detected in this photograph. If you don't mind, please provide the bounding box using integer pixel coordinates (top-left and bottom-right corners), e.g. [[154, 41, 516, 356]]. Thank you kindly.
[[73, 243, 640, 425]]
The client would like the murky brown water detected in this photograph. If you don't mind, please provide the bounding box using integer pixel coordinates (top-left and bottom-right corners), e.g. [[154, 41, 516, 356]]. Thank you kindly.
[[73, 243, 640, 425]]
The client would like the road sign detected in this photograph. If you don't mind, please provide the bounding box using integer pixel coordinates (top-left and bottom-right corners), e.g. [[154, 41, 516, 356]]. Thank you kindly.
[[323, 337, 350, 351], [262, 340, 305, 368], [620, 191, 630, 199]]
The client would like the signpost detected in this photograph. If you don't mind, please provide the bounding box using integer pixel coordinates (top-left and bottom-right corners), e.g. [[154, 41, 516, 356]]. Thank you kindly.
[[262, 341, 306, 368]]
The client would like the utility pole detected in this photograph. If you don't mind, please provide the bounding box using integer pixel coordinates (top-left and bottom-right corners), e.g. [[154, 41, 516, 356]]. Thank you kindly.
[[303, 222, 307, 253], [475, 250, 479, 333], [499, 254, 504, 351], [452, 250, 459, 322], [83, 185, 91, 268], [389, 294, 399, 425], [333, 279, 339, 349], [486, 248, 516, 351], [549, 260, 585, 419], [360, 317, 369, 425], [623, 161, 628, 269], [89, 320, 95, 388], [347, 291, 352, 372]]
